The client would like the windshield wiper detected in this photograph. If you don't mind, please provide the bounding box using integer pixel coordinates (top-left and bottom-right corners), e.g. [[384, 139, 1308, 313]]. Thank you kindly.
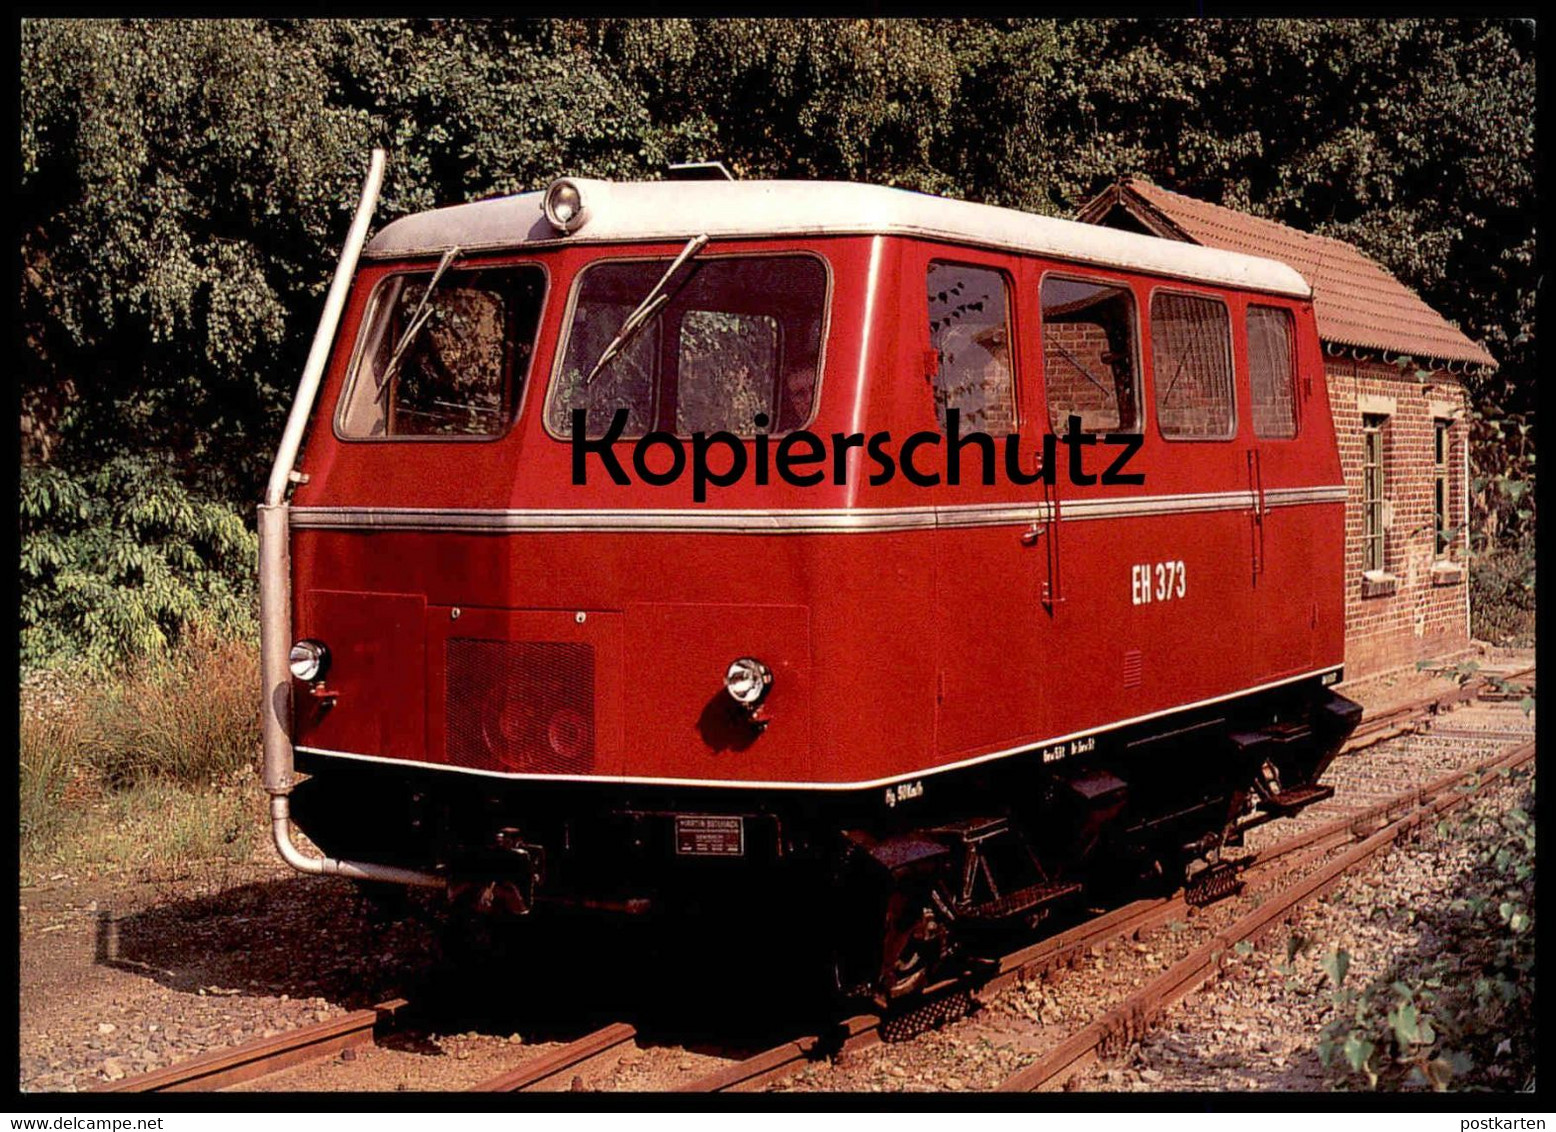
[[377, 245, 462, 398], [584, 233, 709, 386]]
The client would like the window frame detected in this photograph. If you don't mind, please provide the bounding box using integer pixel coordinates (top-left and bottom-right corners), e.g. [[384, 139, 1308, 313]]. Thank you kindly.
[[925, 258, 1022, 434], [1362, 413, 1388, 573], [333, 261, 551, 445], [1246, 303, 1301, 441], [1036, 269, 1144, 436], [540, 249, 834, 443], [1433, 418, 1453, 559], [1147, 286, 1238, 443]]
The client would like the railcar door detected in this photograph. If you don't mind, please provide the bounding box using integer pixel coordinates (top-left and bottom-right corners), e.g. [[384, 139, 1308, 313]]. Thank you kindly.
[[1033, 268, 1185, 741], [919, 250, 1048, 760], [1238, 298, 1323, 680]]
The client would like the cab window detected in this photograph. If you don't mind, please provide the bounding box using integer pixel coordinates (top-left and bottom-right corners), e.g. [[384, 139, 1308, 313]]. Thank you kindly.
[[547, 255, 827, 439], [337, 266, 545, 439]]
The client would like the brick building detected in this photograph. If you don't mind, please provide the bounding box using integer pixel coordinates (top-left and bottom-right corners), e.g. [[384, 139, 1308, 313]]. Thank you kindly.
[[1078, 179, 1499, 679]]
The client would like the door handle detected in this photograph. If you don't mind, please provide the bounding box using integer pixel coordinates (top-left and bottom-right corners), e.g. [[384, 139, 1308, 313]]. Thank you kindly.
[[1020, 523, 1045, 547]]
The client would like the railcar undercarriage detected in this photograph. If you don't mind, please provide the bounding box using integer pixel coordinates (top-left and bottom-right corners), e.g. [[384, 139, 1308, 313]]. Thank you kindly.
[[290, 681, 1360, 1007]]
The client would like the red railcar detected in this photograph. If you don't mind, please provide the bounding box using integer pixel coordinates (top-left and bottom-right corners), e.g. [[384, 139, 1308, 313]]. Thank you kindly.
[[260, 157, 1359, 1001]]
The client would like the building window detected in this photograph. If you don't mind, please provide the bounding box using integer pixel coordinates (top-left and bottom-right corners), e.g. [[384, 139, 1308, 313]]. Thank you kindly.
[[1247, 306, 1298, 439], [1362, 413, 1387, 573], [1040, 276, 1139, 433], [1151, 291, 1235, 440], [1434, 419, 1452, 558], [927, 262, 1016, 433]]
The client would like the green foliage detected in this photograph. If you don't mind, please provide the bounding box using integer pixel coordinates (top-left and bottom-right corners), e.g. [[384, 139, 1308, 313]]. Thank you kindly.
[[20, 456, 258, 672], [19, 707, 84, 845], [22, 776, 256, 874], [1415, 656, 1535, 712], [1468, 537, 1537, 647], [21, 20, 375, 496], [326, 20, 661, 214], [83, 631, 261, 788], [599, 19, 963, 193], [1315, 777, 1536, 1091], [1469, 406, 1536, 554]]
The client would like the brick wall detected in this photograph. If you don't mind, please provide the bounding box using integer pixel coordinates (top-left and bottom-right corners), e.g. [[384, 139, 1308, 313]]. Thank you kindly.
[[1042, 321, 1127, 431], [1325, 355, 1471, 677]]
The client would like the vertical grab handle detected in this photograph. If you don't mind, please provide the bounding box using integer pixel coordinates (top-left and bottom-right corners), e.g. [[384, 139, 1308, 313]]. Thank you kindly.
[[1042, 472, 1064, 612], [1247, 449, 1267, 581]]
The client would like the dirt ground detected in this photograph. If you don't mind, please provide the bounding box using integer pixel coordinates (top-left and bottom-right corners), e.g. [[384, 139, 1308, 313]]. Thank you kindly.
[[18, 849, 817, 1093]]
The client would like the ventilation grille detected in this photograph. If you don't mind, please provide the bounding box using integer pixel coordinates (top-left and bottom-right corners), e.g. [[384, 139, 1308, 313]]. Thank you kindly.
[[446, 639, 596, 775], [1122, 649, 1144, 690]]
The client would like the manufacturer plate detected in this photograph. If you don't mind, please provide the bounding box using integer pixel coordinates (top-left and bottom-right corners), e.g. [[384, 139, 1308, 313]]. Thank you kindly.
[[674, 815, 744, 857]]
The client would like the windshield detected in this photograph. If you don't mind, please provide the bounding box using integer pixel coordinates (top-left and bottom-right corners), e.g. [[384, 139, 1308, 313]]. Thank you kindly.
[[547, 255, 829, 439], [337, 265, 546, 439]]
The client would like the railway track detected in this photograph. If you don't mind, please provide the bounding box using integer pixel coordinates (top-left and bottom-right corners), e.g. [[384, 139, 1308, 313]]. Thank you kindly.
[[675, 733, 1535, 1092], [464, 1023, 638, 1092], [995, 734, 1534, 1092], [96, 675, 1532, 1094]]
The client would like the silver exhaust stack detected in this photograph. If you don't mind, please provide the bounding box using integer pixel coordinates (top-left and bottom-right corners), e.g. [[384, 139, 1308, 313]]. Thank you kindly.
[[259, 148, 442, 889]]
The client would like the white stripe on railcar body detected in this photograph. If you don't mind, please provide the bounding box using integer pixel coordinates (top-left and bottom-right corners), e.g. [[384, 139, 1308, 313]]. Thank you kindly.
[[288, 486, 1345, 535]]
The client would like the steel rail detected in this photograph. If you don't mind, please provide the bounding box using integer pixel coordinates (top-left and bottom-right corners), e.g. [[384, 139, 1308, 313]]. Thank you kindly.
[[94, 1006, 638, 1095], [466, 1022, 638, 1092], [92, 999, 408, 1093], [1336, 664, 1532, 754]]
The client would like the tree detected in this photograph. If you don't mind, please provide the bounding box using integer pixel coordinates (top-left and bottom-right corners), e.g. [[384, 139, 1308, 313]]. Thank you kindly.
[[22, 20, 374, 498], [20, 18, 661, 503]]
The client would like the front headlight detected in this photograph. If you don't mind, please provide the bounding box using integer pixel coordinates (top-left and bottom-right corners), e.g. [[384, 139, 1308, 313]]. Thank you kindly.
[[724, 657, 772, 707], [289, 639, 329, 682], [543, 177, 588, 234]]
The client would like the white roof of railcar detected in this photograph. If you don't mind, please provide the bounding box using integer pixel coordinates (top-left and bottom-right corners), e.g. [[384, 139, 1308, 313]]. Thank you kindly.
[[364, 179, 1313, 299]]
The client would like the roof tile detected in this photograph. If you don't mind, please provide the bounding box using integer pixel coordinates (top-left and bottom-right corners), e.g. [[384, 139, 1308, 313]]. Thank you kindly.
[[1086, 178, 1496, 369]]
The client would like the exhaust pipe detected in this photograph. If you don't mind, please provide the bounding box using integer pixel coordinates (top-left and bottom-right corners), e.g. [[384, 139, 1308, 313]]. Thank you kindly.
[[259, 148, 443, 890], [263, 148, 386, 511]]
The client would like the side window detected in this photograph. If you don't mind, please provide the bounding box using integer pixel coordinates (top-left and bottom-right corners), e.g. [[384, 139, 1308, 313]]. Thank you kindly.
[[1151, 292, 1235, 440], [1248, 306, 1298, 439], [1433, 419, 1452, 558], [1040, 277, 1140, 433], [926, 262, 1016, 433]]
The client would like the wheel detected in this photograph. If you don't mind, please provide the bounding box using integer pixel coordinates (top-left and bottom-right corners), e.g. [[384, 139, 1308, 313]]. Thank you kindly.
[[878, 889, 952, 1003]]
